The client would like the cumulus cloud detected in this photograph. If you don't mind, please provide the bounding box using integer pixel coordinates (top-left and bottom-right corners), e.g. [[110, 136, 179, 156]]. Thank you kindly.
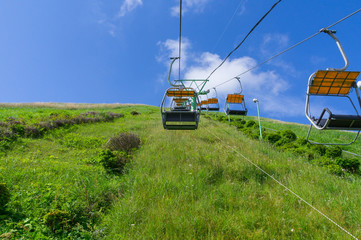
[[157, 37, 192, 76], [118, 0, 143, 17], [171, 0, 211, 16], [157, 37, 305, 118]]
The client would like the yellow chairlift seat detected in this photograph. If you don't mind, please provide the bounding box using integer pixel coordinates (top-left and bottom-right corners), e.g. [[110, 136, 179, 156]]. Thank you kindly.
[[225, 94, 247, 115]]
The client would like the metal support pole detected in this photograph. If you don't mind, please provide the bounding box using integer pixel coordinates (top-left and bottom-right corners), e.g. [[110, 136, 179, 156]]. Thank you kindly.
[[253, 98, 263, 140]]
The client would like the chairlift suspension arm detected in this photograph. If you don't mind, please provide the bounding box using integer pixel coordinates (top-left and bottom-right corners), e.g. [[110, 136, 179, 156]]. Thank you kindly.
[[321, 28, 349, 71], [235, 77, 243, 94]]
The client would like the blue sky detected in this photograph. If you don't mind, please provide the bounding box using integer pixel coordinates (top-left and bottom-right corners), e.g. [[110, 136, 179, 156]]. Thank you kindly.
[[0, 0, 361, 124]]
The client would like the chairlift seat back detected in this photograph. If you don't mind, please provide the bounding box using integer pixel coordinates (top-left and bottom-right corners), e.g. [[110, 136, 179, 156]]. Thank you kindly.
[[208, 98, 218, 104], [167, 88, 195, 97], [226, 94, 244, 103], [309, 70, 360, 96]]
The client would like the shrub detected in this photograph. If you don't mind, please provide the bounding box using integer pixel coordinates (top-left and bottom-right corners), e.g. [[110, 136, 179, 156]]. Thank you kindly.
[[295, 137, 309, 146], [130, 111, 140, 116], [325, 146, 342, 159], [311, 145, 327, 156], [10, 124, 24, 136], [0, 127, 17, 141], [265, 132, 282, 144], [0, 183, 10, 211], [240, 128, 259, 140], [216, 115, 227, 122], [280, 142, 298, 151], [335, 158, 360, 173], [44, 209, 72, 233], [24, 125, 42, 138], [292, 147, 315, 160], [99, 149, 129, 174], [281, 130, 297, 142], [106, 132, 141, 153], [313, 157, 334, 167], [245, 120, 256, 128]]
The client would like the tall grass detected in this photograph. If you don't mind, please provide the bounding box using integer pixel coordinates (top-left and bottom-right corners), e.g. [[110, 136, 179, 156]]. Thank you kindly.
[[101, 115, 361, 239], [1, 105, 361, 239]]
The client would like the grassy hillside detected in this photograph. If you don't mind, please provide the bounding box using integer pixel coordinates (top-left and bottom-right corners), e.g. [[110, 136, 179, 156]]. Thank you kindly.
[[1, 104, 361, 239]]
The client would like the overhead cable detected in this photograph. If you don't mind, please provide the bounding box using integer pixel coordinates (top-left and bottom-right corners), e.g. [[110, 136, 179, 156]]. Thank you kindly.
[[209, 7, 361, 91], [206, 0, 282, 80]]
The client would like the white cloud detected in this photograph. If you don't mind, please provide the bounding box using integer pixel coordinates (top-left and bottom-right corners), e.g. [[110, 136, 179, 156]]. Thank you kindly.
[[118, 0, 143, 17], [171, 0, 211, 16], [157, 37, 304, 117], [156, 38, 192, 79]]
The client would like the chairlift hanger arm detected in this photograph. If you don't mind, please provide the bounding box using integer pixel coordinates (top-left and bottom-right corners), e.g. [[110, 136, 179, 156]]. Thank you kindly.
[[235, 77, 243, 94], [320, 28, 349, 71], [168, 57, 186, 88]]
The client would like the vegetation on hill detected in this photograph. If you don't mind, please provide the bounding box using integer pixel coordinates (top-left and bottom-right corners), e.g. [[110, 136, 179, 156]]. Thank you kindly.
[[1, 105, 361, 239]]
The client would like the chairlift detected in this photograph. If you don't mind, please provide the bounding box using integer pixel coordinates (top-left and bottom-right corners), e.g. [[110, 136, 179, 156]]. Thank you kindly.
[[305, 29, 361, 145], [207, 88, 220, 111], [200, 100, 208, 111], [161, 58, 201, 130], [225, 77, 248, 116]]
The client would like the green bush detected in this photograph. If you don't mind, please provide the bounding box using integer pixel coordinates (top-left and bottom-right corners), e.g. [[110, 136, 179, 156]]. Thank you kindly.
[[280, 142, 298, 151], [241, 128, 259, 140], [335, 158, 360, 173], [99, 149, 129, 175], [291, 147, 315, 160], [281, 130, 297, 142], [0, 183, 10, 211], [106, 132, 141, 153], [295, 137, 309, 146], [130, 111, 140, 116], [265, 132, 282, 144], [311, 145, 327, 156], [325, 146, 342, 159], [216, 115, 226, 122], [44, 209, 72, 233], [245, 120, 256, 128]]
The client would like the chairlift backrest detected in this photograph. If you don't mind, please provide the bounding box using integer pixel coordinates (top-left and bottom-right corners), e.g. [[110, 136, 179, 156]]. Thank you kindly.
[[201, 100, 208, 105], [226, 94, 244, 104], [167, 88, 195, 97], [208, 98, 218, 104], [309, 70, 360, 96]]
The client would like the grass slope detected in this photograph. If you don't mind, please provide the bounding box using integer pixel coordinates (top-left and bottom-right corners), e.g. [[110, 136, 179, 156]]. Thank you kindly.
[[1, 105, 361, 239], [102, 114, 361, 239]]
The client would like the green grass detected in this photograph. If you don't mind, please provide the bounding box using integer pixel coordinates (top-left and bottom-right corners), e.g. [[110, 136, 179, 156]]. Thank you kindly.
[[1, 105, 361, 239], [243, 115, 361, 154]]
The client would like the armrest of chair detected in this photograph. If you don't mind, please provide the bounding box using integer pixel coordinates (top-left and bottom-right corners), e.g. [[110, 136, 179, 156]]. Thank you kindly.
[[316, 108, 332, 125]]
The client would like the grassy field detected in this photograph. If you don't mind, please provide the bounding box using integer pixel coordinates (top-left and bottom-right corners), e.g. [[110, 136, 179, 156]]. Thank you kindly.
[[1, 104, 361, 239]]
